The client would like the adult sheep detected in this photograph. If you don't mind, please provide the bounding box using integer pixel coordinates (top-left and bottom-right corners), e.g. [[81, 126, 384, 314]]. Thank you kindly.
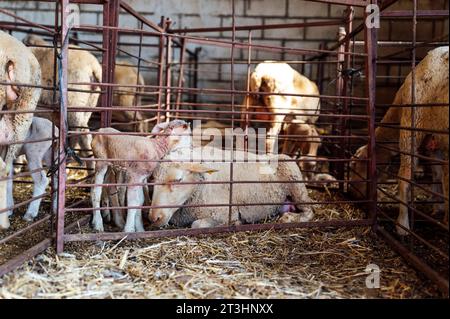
[[240, 62, 321, 154], [149, 146, 314, 228], [23, 34, 102, 170], [111, 61, 148, 133], [350, 46, 449, 235], [1, 30, 42, 226]]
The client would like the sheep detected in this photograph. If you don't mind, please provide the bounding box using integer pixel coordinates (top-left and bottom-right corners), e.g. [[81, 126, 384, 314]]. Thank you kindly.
[[350, 46, 449, 235], [19, 117, 58, 221], [90, 119, 191, 233], [1, 117, 58, 228], [240, 62, 321, 154], [23, 34, 102, 170], [1, 30, 42, 220], [149, 146, 314, 228], [111, 61, 148, 133], [281, 122, 322, 181]]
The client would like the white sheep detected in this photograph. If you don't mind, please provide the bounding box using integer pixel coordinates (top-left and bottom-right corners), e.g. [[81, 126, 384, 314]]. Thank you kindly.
[[149, 146, 314, 228], [90, 120, 191, 233], [350, 46, 449, 235], [240, 62, 321, 154], [1, 117, 58, 228], [23, 34, 102, 170], [1, 30, 42, 225]]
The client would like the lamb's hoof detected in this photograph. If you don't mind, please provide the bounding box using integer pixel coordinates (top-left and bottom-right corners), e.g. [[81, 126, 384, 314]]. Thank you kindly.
[[395, 225, 409, 236], [123, 225, 136, 233], [23, 213, 36, 222], [91, 222, 104, 232], [135, 224, 145, 232], [0, 223, 10, 230]]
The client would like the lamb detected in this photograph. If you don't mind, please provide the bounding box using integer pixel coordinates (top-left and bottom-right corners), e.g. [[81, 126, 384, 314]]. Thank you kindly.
[[23, 34, 102, 170], [149, 146, 314, 228], [1, 30, 42, 221], [0, 157, 8, 229], [111, 61, 148, 133], [90, 119, 191, 233], [240, 62, 321, 154], [350, 46, 449, 235], [281, 122, 322, 181], [1, 117, 58, 228]]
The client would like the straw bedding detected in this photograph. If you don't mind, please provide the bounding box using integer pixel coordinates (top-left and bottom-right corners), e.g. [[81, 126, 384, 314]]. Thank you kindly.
[[0, 180, 444, 299]]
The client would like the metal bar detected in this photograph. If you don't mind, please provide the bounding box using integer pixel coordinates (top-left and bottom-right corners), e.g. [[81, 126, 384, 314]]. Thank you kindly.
[[165, 19, 173, 122], [365, 0, 378, 227], [63, 219, 373, 242], [55, 0, 70, 255], [376, 226, 449, 297]]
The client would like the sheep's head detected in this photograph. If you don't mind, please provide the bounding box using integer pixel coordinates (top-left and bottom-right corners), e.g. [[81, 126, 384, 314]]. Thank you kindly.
[[151, 120, 192, 151], [22, 34, 48, 46], [149, 163, 218, 227], [0, 61, 18, 145], [348, 145, 369, 199]]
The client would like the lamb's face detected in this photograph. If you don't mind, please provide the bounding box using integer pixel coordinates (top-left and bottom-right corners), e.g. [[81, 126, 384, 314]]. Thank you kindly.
[[349, 145, 368, 199], [149, 163, 217, 227], [167, 123, 192, 150]]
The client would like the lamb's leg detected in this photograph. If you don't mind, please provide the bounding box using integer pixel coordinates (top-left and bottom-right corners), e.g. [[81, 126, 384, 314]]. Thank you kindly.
[[91, 165, 107, 232], [0, 159, 10, 230], [191, 218, 220, 228], [101, 169, 113, 223], [110, 170, 125, 229], [6, 167, 14, 217], [397, 160, 412, 236], [124, 182, 144, 233], [430, 161, 445, 215], [134, 184, 145, 232], [23, 159, 49, 221], [266, 114, 285, 154]]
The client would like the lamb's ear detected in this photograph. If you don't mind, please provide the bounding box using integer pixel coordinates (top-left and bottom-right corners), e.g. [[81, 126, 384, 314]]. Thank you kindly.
[[249, 71, 261, 93], [6, 61, 19, 103], [151, 122, 170, 134], [185, 163, 219, 175]]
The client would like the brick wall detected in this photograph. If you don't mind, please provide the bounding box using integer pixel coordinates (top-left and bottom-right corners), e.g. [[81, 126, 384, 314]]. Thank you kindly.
[[1, 0, 448, 107]]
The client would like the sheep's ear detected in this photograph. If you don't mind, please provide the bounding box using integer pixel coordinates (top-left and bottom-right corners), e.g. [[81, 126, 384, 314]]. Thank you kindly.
[[151, 122, 169, 134], [6, 61, 18, 103], [185, 163, 218, 175], [249, 71, 261, 92]]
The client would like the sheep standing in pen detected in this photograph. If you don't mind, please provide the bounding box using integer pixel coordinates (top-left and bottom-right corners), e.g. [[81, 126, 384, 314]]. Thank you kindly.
[[1, 30, 42, 224], [149, 146, 314, 228], [90, 120, 191, 233], [1, 117, 58, 228], [240, 62, 321, 155], [350, 46, 449, 235], [23, 34, 102, 170], [111, 61, 148, 133]]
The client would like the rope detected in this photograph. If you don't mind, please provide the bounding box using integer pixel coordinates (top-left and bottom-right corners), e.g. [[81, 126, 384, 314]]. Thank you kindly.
[[47, 28, 83, 177]]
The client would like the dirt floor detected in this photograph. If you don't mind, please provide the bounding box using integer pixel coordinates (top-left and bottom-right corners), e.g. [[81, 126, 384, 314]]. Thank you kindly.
[[0, 183, 446, 299]]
